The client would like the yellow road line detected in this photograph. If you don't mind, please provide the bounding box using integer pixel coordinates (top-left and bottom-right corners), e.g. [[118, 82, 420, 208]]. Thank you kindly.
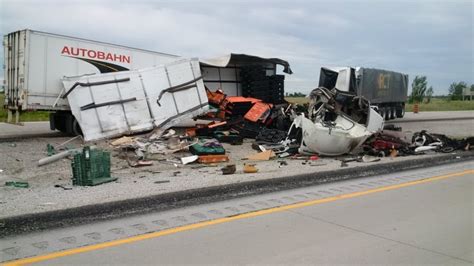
[[4, 169, 473, 266]]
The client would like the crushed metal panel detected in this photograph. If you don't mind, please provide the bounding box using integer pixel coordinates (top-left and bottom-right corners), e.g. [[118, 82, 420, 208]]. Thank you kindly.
[[62, 58, 209, 141], [200, 53, 292, 96], [200, 53, 292, 74], [366, 107, 384, 132], [290, 114, 372, 156]]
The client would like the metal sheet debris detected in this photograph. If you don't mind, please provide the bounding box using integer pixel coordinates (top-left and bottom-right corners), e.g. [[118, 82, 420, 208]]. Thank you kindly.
[[62, 58, 209, 141], [287, 87, 383, 156]]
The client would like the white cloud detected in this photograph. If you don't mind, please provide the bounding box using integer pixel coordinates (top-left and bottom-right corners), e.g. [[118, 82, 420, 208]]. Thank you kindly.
[[1, 0, 472, 94]]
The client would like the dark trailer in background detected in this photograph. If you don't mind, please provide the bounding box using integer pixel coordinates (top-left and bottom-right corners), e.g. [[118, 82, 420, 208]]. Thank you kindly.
[[319, 67, 408, 120]]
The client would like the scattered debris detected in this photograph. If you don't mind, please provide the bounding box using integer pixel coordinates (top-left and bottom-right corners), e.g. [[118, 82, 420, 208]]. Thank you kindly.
[[5, 181, 29, 188], [128, 160, 154, 167], [38, 148, 82, 167], [190, 139, 225, 155], [54, 184, 73, 190], [180, 155, 199, 165], [71, 146, 117, 186], [154, 180, 170, 184], [414, 146, 438, 153], [198, 155, 229, 164], [56, 135, 83, 149], [412, 130, 473, 152], [255, 128, 287, 144], [111, 136, 134, 146], [245, 150, 276, 161], [243, 163, 258, 173], [46, 144, 56, 156], [361, 155, 381, 163], [221, 164, 236, 175]]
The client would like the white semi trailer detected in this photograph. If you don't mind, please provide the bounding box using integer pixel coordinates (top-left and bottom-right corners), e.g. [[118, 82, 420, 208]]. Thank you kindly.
[[3, 29, 179, 134], [3, 29, 291, 134]]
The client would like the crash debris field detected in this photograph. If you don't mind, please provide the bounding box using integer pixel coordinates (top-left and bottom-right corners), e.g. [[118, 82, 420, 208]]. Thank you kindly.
[[1, 30, 473, 220], [0, 132, 470, 219], [1, 59, 473, 219]]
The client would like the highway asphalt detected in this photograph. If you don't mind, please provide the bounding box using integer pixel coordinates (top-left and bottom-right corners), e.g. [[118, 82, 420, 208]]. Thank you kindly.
[[2, 161, 472, 265]]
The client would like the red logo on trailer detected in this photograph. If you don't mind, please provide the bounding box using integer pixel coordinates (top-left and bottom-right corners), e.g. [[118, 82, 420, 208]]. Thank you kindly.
[[61, 46, 131, 73]]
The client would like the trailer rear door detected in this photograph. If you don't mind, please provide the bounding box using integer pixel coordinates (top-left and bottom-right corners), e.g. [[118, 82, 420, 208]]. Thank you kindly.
[[3, 30, 27, 111]]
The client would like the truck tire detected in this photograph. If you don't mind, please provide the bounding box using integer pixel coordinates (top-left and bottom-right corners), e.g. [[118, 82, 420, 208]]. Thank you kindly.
[[382, 107, 390, 121], [390, 107, 396, 120], [396, 106, 405, 118], [72, 118, 83, 136], [379, 108, 385, 119], [51, 111, 83, 136], [49, 113, 56, 131]]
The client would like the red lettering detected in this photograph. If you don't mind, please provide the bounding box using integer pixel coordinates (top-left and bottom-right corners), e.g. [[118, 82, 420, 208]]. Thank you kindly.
[[70, 47, 79, 56], [123, 56, 130, 64], [61, 46, 131, 64], [61, 46, 70, 55], [79, 48, 87, 57], [87, 50, 97, 58]]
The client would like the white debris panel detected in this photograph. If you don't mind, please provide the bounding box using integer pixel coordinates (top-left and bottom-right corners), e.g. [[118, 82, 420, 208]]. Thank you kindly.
[[62, 58, 209, 141]]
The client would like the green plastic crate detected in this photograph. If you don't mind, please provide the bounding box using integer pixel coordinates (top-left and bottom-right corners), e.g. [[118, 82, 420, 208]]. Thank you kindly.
[[71, 147, 117, 186]]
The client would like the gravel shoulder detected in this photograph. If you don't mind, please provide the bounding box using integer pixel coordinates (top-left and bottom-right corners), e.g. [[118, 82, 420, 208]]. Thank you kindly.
[[0, 135, 471, 220]]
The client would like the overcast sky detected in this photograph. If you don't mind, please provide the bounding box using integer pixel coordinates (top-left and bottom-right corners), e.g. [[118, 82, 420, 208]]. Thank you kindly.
[[1, 0, 472, 94]]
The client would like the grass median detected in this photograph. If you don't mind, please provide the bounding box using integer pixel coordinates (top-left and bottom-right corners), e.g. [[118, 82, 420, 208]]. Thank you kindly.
[[0, 93, 50, 122], [285, 97, 474, 112], [0, 93, 472, 123]]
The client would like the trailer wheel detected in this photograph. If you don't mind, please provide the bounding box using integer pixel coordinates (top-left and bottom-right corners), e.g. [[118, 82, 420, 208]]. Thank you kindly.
[[390, 107, 396, 119], [383, 108, 390, 121], [396, 106, 405, 118], [72, 118, 83, 136], [379, 108, 385, 119]]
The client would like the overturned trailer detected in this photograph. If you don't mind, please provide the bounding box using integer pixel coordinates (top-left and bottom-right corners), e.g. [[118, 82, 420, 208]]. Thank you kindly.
[[61, 58, 209, 141], [200, 54, 292, 97], [3, 29, 292, 135]]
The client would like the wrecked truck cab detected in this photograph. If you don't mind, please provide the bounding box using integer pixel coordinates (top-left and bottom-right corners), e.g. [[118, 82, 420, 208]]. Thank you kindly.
[[289, 114, 374, 156], [287, 87, 383, 156]]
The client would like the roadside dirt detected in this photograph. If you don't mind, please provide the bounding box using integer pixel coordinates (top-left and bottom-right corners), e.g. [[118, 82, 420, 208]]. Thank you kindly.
[[0, 134, 454, 218]]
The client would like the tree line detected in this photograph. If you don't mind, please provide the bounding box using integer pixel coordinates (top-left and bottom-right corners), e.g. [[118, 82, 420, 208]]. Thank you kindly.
[[285, 92, 307, 97], [409, 76, 472, 103]]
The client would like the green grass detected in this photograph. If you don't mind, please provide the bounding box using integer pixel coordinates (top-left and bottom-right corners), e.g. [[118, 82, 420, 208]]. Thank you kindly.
[[285, 97, 309, 105], [1, 94, 471, 123], [405, 98, 474, 112], [286, 97, 474, 112], [0, 93, 50, 122]]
